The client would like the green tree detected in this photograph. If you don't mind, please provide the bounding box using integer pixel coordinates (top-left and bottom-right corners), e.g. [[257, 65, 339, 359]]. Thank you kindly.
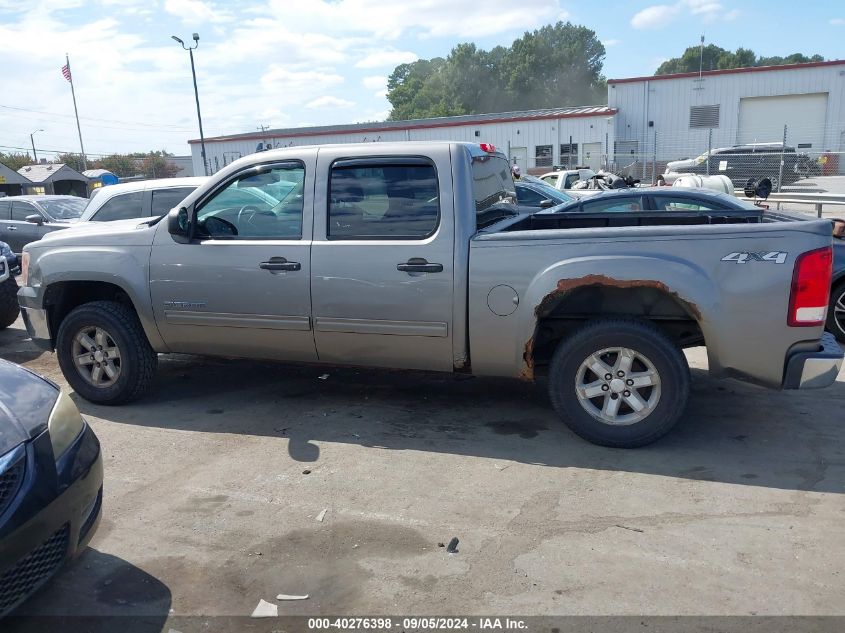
[[95, 154, 139, 178], [56, 153, 87, 172], [137, 153, 180, 179], [0, 152, 34, 171], [656, 45, 824, 74], [386, 21, 606, 120]]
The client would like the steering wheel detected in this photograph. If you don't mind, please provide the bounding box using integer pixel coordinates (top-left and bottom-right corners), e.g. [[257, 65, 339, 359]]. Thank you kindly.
[[236, 205, 263, 226]]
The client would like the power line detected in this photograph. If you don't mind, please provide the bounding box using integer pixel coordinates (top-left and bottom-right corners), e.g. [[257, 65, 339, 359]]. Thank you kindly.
[[0, 143, 182, 158], [0, 103, 197, 133]]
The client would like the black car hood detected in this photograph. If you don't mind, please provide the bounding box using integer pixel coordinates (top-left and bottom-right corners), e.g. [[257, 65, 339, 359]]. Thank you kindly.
[[0, 360, 58, 457]]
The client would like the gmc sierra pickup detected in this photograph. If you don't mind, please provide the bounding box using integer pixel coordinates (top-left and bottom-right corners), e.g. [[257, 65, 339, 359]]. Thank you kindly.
[[17, 142, 843, 447]]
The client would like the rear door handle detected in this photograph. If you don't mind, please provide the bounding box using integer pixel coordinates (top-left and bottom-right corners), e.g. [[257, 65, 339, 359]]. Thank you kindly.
[[259, 257, 301, 272], [397, 258, 443, 273]]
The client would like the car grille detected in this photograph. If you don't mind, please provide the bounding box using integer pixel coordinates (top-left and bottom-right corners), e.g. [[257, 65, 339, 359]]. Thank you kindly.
[[0, 524, 69, 616], [0, 452, 25, 518]]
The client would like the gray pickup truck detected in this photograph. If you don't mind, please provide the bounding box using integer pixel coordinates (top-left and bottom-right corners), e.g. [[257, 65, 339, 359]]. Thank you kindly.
[[17, 142, 843, 447]]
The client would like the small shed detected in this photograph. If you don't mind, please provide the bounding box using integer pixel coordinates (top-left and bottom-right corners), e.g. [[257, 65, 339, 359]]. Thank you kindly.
[[18, 163, 89, 197], [0, 162, 33, 197]]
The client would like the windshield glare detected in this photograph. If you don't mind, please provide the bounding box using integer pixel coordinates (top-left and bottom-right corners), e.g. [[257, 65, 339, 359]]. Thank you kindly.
[[39, 198, 88, 220]]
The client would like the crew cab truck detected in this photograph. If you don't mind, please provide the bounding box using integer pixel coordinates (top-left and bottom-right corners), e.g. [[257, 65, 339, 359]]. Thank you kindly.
[[17, 142, 843, 448]]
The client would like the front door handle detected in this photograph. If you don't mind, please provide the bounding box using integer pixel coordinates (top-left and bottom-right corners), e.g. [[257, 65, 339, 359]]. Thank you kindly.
[[397, 258, 443, 273], [6, 226, 16, 231], [259, 257, 301, 272]]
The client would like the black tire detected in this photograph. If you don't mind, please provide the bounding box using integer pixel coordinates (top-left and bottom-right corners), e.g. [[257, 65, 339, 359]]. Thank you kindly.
[[548, 318, 690, 448], [827, 280, 845, 344], [0, 277, 20, 330], [56, 300, 157, 405]]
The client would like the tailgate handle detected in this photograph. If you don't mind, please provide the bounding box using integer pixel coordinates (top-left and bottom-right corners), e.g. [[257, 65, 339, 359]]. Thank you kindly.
[[259, 257, 301, 272], [397, 258, 443, 273]]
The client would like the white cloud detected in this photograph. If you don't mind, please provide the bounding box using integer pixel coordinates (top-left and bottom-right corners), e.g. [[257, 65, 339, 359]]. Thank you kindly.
[[164, 0, 231, 24], [631, 0, 738, 29], [362, 75, 387, 90], [355, 49, 418, 69], [602, 38, 621, 47], [831, 18, 845, 26], [306, 95, 355, 109]]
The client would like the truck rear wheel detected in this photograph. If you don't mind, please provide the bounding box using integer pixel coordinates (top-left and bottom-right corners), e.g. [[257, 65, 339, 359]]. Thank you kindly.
[[0, 278, 20, 330], [548, 318, 690, 448], [827, 280, 845, 344], [56, 300, 157, 405]]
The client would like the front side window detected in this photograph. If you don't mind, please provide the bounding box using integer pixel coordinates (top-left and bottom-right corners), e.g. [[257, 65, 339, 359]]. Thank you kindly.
[[516, 185, 545, 206], [93, 191, 144, 222], [581, 197, 643, 213], [11, 202, 39, 222], [151, 187, 197, 216], [328, 161, 439, 239], [196, 164, 304, 239]]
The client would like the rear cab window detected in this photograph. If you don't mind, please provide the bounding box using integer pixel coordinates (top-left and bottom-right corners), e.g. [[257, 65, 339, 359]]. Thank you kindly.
[[471, 154, 517, 229], [327, 159, 439, 240]]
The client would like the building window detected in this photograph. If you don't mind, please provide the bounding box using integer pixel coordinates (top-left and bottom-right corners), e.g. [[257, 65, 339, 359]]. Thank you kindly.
[[560, 143, 578, 166], [535, 145, 553, 168], [689, 104, 720, 129]]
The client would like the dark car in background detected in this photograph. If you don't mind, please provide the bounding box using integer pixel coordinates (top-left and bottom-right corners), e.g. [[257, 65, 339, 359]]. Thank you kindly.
[[0, 196, 88, 255], [514, 176, 574, 212], [0, 241, 20, 330], [0, 359, 103, 618], [665, 143, 801, 190], [541, 188, 845, 342]]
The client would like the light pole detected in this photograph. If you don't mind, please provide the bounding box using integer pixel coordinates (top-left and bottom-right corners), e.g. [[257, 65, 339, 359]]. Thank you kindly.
[[172, 33, 208, 176], [30, 129, 44, 163]]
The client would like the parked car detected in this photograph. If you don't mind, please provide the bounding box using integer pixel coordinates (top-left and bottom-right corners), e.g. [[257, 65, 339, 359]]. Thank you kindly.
[[665, 143, 801, 190], [17, 142, 842, 448], [540, 188, 845, 343], [0, 241, 20, 329], [0, 359, 103, 617], [539, 168, 596, 190], [77, 177, 207, 223], [514, 177, 574, 212], [0, 196, 87, 255]]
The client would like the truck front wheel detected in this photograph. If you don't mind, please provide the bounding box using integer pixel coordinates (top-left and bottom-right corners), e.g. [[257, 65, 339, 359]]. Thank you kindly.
[[56, 300, 157, 405], [548, 319, 690, 448]]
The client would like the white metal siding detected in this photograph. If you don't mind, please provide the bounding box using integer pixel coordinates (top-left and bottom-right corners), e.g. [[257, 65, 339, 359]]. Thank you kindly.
[[738, 93, 828, 149]]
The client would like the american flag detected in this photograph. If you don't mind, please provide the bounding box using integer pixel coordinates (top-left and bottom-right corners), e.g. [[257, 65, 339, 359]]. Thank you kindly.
[[61, 63, 71, 82]]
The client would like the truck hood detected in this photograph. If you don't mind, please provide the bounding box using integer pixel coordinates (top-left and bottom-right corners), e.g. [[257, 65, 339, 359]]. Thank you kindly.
[[0, 359, 59, 456], [33, 217, 159, 249]]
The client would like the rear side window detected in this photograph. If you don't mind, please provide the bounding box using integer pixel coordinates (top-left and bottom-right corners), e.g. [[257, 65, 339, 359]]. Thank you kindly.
[[581, 197, 644, 213], [328, 161, 439, 240], [151, 187, 197, 216], [654, 196, 725, 212], [11, 202, 38, 221], [92, 191, 144, 222]]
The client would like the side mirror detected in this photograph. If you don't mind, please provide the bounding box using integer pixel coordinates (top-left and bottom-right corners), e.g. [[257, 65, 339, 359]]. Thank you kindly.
[[539, 198, 555, 208], [25, 214, 44, 226], [167, 206, 192, 243]]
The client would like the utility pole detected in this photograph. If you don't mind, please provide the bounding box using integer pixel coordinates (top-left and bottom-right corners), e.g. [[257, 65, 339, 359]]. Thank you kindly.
[[172, 33, 208, 176], [699, 34, 705, 77], [30, 129, 43, 163]]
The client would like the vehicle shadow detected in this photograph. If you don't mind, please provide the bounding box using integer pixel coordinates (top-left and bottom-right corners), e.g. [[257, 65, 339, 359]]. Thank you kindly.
[[6, 548, 171, 632], [71, 353, 845, 495], [0, 319, 45, 365]]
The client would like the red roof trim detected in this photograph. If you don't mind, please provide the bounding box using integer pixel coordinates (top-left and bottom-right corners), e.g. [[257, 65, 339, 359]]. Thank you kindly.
[[608, 59, 845, 85], [189, 108, 618, 145]]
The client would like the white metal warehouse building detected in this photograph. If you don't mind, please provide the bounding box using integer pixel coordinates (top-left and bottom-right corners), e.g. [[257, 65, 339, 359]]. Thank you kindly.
[[190, 59, 845, 176]]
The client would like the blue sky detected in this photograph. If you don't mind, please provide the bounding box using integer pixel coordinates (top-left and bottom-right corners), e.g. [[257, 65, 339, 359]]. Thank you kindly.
[[0, 0, 842, 159]]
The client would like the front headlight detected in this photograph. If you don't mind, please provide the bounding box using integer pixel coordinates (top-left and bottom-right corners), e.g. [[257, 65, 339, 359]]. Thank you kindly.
[[48, 390, 85, 461], [19, 251, 29, 286]]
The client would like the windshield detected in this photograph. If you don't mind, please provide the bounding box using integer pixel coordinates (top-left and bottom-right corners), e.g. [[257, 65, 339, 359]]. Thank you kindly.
[[471, 155, 518, 228], [530, 180, 573, 203], [38, 197, 88, 220]]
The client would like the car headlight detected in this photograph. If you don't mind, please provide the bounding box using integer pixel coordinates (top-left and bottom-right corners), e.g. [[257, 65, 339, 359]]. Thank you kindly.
[[48, 390, 85, 460], [19, 251, 29, 286]]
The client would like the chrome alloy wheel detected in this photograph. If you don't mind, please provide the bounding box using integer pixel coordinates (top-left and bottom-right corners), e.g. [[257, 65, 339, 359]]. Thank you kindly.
[[833, 287, 845, 340], [71, 326, 122, 388], [574, 347, 661, 426]]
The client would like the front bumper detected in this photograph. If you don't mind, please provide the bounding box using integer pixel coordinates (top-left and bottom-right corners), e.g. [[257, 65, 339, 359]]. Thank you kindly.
[[17, 285, 52, 351], [0, 423, 103, 617], [782, 332, 844, 389]]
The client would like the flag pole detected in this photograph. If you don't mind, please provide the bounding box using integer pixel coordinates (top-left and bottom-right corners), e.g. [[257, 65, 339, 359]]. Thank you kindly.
[[65, 53, 88, 170]]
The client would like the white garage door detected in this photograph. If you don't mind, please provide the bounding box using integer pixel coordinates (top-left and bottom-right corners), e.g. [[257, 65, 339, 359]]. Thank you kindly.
[[738, 93, 828, 151]]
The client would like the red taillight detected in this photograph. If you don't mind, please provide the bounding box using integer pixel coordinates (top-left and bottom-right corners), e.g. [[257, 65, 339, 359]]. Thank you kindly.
[[788, 246, 832, 326], [479, 143, 496, 153]]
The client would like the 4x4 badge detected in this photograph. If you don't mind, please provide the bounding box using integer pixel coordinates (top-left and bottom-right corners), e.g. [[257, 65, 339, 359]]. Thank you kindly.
[[721, 251, 788, 264]]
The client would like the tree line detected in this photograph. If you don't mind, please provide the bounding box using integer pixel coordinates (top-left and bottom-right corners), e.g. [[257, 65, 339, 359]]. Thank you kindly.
[[0, 150, 181, 179], [386, 22, 826, 120]]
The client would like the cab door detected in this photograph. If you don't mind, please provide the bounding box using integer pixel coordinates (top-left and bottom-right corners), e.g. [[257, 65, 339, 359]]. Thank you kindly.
[[149, 154, 317, 362], [310, 147, 455, 372]]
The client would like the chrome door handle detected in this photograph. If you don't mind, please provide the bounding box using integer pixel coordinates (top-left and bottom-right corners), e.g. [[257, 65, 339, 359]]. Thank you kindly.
[[259, 256, 301, 272], [6, 226, 16, 231]]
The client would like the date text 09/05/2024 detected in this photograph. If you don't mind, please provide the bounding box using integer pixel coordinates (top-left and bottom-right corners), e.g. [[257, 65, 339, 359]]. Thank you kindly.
[[307, 617, 528, 630]]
